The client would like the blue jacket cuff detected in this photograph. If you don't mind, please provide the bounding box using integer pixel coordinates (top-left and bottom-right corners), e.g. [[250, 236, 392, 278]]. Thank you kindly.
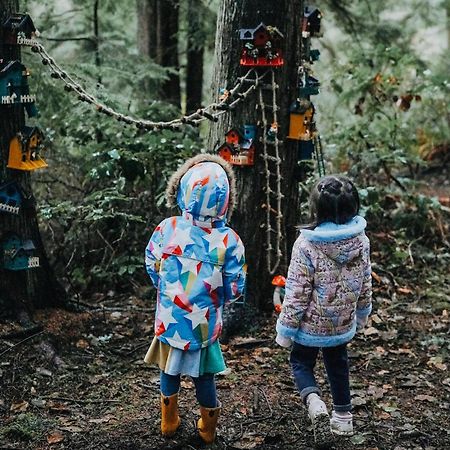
[[276, 320, 298, 339], [356, 303, 372, 318]]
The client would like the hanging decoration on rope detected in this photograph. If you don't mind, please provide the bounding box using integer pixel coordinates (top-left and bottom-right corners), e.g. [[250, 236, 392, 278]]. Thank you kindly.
[[239, 23, 284, 67], [7, 126, 48, 171], [217, 125, 257, 166], [287, 5, 325, 178], [1, 233, 40, 271]]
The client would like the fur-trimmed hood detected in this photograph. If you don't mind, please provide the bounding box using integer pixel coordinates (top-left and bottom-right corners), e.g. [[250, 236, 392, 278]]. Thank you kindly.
[[166, 154, 237, 221]]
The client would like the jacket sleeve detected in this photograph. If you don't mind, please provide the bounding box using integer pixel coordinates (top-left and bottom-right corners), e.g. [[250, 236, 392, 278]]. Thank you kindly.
[[223, 232, 246, 303], [276, 237, 314, 339], [145, 220, 166, 288], [356, 237, 372, 319]]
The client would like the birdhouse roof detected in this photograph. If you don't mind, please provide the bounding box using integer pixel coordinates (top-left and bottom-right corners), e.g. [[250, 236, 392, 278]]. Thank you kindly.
[[20, 125, 43, 141], [304, 7, 322, 19], [0, 60, 26, 76], [2, 13, 36, 33], [218, 143, 236, 154]]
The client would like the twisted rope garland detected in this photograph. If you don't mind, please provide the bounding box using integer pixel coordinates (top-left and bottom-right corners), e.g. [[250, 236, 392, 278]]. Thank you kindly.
[[30, 42, 266, 131]]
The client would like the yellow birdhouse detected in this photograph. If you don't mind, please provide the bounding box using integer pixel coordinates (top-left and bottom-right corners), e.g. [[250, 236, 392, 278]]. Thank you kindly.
[[7, 126, 48, 171], [287, 99, 316, 141]]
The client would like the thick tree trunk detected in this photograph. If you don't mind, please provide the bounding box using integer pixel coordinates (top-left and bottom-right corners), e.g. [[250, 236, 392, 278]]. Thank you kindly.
[[0, 1, 65, 321], [137, 0, 157, 59], [207, 0, 304, 310], [186, 0, 204, 114]]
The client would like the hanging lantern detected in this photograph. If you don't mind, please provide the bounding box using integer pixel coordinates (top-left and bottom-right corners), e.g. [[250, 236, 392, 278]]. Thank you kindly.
[[7, 126, 48, 171], [1, 233, 40, 271]]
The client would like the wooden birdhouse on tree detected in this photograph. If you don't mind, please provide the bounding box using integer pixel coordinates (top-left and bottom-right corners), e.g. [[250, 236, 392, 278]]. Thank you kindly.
[[299, 74, 320, 97], [1, 233, 40, 271], [0, 60, 37, 117], [0, 181, 23, 215], [287, 99, 317, 141], [218, 126, 256, 166], [2, 13, 37, 45], [302, 6, 323, 37], [239, 23, 284, 67], [7, 126, 48, 171]]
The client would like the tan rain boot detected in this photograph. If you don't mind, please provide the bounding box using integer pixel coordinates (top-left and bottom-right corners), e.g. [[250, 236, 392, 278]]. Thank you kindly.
[[197, 405, 221, 444], [160, 393, 181, 437]]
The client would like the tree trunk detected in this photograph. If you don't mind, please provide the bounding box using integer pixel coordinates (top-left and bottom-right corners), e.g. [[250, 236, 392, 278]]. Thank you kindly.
[[207, 0, 304, 310], [137, 0, 181, 108], [0, 1, 65, 321], [185, 0, 204, 114]]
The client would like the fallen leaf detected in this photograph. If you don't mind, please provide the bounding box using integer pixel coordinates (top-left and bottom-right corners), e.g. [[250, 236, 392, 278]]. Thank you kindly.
[[76, 339, 89, 349], [47, 430, 64, 444], [59, 425, 83, 433], [352, 396, 367, 406], [415, 394, 437, 402], [364, 327, 379, 336], [427, 356, 447, 371], [350, 433, 366, 445], [10, 400, 29, 412]]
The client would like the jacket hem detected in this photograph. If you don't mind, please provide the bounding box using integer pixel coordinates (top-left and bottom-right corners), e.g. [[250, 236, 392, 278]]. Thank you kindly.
[[292, 322, 357, 347], [356, 303, 372, 318]]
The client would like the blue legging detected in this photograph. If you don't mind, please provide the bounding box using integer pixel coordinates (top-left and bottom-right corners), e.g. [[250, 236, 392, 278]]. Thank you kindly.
[[160, 371, 217, 408]]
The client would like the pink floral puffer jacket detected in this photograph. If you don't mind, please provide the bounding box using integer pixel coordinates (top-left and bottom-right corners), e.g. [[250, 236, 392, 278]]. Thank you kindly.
[[276, 216, 372, 347]]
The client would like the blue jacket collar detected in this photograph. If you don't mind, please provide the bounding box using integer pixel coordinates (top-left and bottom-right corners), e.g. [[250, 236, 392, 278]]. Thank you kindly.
[[301, 215, 367, 243]]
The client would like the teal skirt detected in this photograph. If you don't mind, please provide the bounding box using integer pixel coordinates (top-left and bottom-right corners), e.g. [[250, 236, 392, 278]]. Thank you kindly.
[[144, 336, 226, 377]]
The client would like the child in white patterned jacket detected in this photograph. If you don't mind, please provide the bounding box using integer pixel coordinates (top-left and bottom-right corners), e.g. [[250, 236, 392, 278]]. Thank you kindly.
[[276, 175, 372, 448]]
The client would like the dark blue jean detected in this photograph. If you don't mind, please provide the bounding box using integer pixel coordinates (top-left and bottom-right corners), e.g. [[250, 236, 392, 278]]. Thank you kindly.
[[290, 342, 352, 412], [160, 371, 217, 408]]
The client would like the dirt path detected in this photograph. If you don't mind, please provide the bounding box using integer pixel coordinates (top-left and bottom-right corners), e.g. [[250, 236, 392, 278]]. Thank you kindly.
[[1, 266, 449, 450]]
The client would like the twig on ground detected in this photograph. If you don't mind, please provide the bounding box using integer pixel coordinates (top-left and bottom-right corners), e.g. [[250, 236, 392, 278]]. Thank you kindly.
[[41, 396, 120, 404], [0, 330, 44, 357]]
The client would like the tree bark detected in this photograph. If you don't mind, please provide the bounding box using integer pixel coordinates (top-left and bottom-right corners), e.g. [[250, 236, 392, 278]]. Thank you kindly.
[[136, 0, 157, 59], [186, 0, 204, 113], [0, 1, 66, 320], [207, 0, 304, 310]]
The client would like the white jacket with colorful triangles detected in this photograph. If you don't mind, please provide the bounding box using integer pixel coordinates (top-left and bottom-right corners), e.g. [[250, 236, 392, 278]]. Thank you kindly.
[[145, 156, 246, 351]]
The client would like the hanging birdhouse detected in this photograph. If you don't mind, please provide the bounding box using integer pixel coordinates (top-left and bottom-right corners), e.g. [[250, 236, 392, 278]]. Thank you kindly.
[[1, 233, 40, 271], [239, 23, 284, 67], [2, 13, 37, 45], [7, 126, 48, 171], [302, 6, 323, 38], [299, 74, 320, 97], [0, 181, 23, 215], [287, 99, 316, 141], [218, 126, 256, 166], [0, 61, 38, 117]]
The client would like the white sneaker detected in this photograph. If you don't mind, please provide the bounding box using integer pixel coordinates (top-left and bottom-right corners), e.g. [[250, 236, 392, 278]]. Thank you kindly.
[[306, 394, 334, 448], [330, 411, 353, 436]]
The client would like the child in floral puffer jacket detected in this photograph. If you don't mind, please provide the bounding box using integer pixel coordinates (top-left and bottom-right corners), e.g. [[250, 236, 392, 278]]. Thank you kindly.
[[144, 154, 246, 444], [276, 175, 372, 448]]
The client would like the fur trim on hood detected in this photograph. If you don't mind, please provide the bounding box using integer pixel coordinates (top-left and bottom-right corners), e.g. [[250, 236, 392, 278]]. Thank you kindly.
[[165, 153, 237, 220]]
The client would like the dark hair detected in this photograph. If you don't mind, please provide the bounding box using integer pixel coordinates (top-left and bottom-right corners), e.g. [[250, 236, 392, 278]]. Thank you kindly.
[[307, 175, 360, 228]]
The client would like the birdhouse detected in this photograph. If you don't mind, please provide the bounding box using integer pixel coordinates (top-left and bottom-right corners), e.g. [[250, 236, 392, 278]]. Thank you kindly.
[[218, 127, 256, 166], [309, 49, 320, 62], [225, 129, 242, 146], [2, 13, 37, 45], [7, 126, 48, 171], [299, 75, 320, 97], [0, 61, 38, 117], [1, 233, 40, 271], [287, 99, 316, 141], [239, 23, 284, 67], [302, 7, 323, 38], [0, 181, 23, 215]]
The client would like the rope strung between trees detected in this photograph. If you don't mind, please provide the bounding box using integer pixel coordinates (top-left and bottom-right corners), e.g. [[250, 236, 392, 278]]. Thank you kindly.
[[30, 42, 266, 131], [258, 69, 284, 275]]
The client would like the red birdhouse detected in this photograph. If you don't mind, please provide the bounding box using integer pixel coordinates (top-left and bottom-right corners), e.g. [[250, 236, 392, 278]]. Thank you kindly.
[[225, 129, 242, 145]]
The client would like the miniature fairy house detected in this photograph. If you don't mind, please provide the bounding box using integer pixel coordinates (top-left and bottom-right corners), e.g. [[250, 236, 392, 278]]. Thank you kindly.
[[239, 23, 284, 67], [0, 181, 23, 215], [1, 233, 40, 271], [299, 74, 320, 97], [2, 13, 37, 45], [0, 60, 37, 117], [302, 6, 323, 37], [7, 126, 48, 171], [287, 99, 316, 141], [218, 126, 256, 166]]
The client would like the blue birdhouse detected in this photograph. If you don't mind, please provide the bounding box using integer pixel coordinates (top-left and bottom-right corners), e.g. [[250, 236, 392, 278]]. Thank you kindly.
[[299, 75, 320, 97], [243, 125, 257, 141], [309, 49, 320, 62], [1, 233, 40, 271], [0, 61, 38, 117], [0, 181, 23, 215]]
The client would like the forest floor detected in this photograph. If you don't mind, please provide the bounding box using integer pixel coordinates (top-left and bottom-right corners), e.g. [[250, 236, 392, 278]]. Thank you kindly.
[[1, 257, 449, 450]]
